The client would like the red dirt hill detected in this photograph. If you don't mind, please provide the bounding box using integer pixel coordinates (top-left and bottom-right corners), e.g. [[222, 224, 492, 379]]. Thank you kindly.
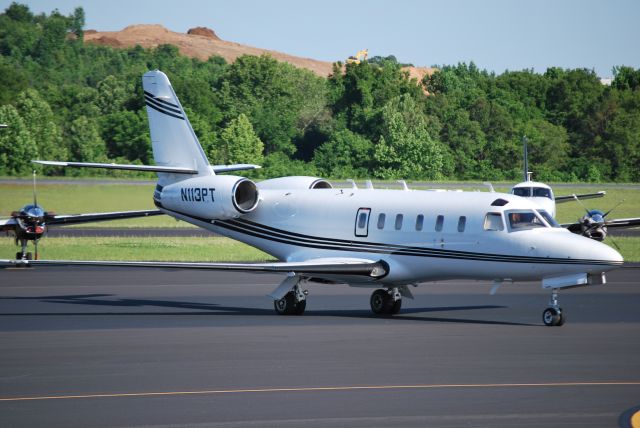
[[84, 24, 436, 82]]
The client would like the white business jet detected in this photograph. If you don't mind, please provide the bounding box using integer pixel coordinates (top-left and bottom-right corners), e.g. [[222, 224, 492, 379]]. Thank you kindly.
[[3, 71, 623, 326]]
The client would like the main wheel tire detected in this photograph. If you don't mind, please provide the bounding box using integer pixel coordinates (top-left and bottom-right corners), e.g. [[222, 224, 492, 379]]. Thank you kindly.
[[16, 252, 22, 260], [543, 308, 562, 326], [389, 298, 402, 315], [25, 252, 33, 260], [556, 309, 566, 326], [274, 292, 296, 315], [370, 289, 392, 314]]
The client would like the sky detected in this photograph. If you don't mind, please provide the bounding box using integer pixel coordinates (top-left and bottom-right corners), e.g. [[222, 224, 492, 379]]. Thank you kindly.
[[5, 0, 640, 77]]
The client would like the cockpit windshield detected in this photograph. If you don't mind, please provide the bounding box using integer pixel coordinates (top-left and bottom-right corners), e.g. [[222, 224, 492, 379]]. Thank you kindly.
[[532, 187, 552, 199], [512, 187, 530, 197], [20, 204, 45, 218], [506, 210, 548, 231], [511, 187, 552, 199], [537, 210, 561, 228]]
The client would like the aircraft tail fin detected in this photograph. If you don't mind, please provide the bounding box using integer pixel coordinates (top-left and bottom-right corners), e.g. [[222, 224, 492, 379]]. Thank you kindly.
[[142, 70, 212, 183], [34, 71, 261, 180]]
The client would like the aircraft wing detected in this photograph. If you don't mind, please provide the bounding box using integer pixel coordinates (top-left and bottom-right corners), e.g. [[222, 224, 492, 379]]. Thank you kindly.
[[555, 191, 606, 203], [46, 210, 164, 226], [0, 257, 388, 279], [604, 217, 640, 229], [561, 217, 640, 232], [0, 218, 18, 232], [560, 221, 583, 233]]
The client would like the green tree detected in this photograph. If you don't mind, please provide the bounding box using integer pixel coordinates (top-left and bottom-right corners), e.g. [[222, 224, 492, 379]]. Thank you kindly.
[[373, 95, 444, 179], [612, 66, 640, 92], [522, 119, 570, 180], [0, 62, 28, 106], [100, 110, 151, 163], [66, 116, 106, 164], [15, 88, 66, 162], [218, 113, 264, 165], [70, 7, 84, 40], [313, 129, 373, 178], [0, 104, 38, 175], [96, 75, 131, 115]]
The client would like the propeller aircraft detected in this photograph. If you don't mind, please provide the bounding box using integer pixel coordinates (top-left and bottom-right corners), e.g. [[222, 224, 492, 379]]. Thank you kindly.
[[510, 137, 640, 241], [1, 172, 163, 260]]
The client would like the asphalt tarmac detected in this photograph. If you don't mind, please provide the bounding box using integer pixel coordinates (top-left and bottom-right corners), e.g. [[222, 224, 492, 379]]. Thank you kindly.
[[0, 266, 639, 427]]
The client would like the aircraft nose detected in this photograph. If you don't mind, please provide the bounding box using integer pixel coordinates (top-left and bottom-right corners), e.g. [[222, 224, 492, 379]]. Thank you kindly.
[[583, 237, 623, 266], [601, 241, 623, 264]]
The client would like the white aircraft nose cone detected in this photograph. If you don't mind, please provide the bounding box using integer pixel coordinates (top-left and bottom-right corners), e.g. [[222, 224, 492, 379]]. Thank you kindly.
[[578, 236, 623, 266], [600, 241, 624, 264]]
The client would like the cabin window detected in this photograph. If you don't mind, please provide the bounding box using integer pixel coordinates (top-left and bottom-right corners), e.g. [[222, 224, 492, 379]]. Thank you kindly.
[[457, 216, 466, 232], [377, 213, 386, 229], [415, 214, 424, 231], [395, 214, 403, 230], [435, 215, 444, 232], [358, 212, 368, 229], [506, 210, 547, 231], [483, 213, 504, 231]]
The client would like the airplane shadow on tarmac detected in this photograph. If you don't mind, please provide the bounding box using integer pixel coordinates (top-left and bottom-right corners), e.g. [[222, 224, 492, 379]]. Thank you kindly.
[[0, 293, 536, 326]]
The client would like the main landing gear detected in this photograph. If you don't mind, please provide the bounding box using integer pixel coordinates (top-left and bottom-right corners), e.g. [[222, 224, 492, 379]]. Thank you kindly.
[[273, 281, 308, 315], [370, 288, 402, 315], [542, 289, 565, 327]]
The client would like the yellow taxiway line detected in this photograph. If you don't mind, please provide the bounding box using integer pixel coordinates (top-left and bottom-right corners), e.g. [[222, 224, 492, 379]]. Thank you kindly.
[[1, 381, 639, 402]]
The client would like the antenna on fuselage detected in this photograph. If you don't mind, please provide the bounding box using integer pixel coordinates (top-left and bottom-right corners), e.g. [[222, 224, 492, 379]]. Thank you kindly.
[[347, 179, 358, 190], [364, 180, 373, 189], [522, 136, 530, 182], [397, 180, 409, 191]]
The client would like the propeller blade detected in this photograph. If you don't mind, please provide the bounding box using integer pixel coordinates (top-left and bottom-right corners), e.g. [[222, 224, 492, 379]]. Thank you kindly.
[[607, 234, 622, 251], [572, 194, 591, 216], [603, 199, 625, 219]]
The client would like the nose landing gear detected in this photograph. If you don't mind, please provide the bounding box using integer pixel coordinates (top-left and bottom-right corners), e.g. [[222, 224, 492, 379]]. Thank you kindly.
[[542, 289, 565, 326]]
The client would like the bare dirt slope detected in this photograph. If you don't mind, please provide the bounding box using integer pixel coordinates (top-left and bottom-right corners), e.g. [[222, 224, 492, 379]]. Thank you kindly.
[[85, 24, 436, 81], [85, 24, 335, 76]]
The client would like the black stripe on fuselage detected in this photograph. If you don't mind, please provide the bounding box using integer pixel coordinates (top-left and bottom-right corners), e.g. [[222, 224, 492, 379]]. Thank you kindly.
[[225, 218, 618, 265], [158, 206, 620, 267]]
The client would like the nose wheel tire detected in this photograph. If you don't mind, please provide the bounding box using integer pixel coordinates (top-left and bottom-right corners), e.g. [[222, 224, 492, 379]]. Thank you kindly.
[[542, 307, 565, 326]]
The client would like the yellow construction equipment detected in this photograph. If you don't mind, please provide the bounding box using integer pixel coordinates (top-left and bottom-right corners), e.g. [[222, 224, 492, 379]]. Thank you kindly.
[[346, 49, 368, 64]]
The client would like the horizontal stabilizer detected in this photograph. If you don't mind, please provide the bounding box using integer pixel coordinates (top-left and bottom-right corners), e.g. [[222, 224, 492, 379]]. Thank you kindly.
[[211, 164, 261, 173], [47, 210, 163, 226], [33, 160, 197, 174], [555, 191, 606, 203]]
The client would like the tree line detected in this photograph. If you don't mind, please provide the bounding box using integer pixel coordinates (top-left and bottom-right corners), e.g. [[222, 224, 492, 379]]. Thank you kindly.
[[1, 3, 639, 181]]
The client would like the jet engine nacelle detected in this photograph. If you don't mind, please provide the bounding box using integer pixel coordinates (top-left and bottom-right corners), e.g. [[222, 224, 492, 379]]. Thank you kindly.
[[257, 176, 332, 190], [159, 175, 259, 220]]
